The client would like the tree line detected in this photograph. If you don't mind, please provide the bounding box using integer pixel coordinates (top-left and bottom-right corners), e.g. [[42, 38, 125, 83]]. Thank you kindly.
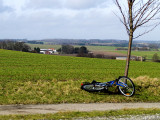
[[57, 45, 88, 54], [0, 40, 31, 52], [57, 45, 108, 58]]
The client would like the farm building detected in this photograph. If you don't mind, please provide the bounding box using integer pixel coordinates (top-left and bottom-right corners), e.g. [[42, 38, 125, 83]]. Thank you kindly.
[[116, 57, 134, 60], [116, 56, 144, 61], [40, 48, 57, 54]]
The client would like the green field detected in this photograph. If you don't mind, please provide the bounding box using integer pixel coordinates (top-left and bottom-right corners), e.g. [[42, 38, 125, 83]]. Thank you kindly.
[[28, 44, 117, 54], [27, 43, 116, 51], [27, 44, 61, 50], [0, 49, 160, 104], [28, 43, 160, 59]]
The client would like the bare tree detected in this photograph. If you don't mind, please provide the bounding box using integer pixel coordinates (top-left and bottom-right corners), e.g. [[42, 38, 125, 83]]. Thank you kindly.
[[114, 0, 160, 77]]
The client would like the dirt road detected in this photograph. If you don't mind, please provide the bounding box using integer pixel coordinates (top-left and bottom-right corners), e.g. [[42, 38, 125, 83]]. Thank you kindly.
[[0, 103, 160, 115]]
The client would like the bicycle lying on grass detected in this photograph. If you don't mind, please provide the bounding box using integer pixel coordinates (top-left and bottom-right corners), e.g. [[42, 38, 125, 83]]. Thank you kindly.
[[81, 76, 135, 97]]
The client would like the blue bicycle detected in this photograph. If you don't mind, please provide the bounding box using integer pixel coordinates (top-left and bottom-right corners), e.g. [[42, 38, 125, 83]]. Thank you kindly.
[[81, 76, 135, 97]]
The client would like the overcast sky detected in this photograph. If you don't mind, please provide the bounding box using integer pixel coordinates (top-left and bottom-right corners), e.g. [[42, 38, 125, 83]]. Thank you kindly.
[[0, 0, 160, 40]]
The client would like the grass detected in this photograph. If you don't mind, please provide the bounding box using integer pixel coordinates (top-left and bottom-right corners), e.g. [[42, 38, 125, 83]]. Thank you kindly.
[[0, 108, 160, 120], [0, 49, 160, 104]]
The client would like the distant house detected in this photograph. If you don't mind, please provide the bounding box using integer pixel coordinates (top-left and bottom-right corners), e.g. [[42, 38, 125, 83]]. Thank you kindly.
[[134, 47, 150, 51], [116, 57, 127, 60], [116, 56, 138, 60], [116, 56, 144, 61], [40, 48, 57, 54]]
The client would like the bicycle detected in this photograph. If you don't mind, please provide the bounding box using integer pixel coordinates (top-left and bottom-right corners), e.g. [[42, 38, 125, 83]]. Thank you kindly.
[[81, 76, 135, 97]]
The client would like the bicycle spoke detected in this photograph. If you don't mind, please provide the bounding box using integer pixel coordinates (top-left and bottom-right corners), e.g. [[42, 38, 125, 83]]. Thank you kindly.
[[118, 77, 135, 97]]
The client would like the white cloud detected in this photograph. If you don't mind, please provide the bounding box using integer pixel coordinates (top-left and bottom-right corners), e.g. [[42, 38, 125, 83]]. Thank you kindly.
[[25, 0, 109, 10], [25, 0, 63, 9], [65, 0, 107, 9], [0, 0, 13, 13], [0, 0, 129, 40]]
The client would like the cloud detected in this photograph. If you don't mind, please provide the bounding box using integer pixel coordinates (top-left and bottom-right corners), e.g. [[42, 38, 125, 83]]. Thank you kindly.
[[25, 0, 109, 10], [26, 0, 62, 9], [1, 0, 159, 40], [0, 0, 126, 40], [0, 0, 13, 12], [65, 0, 107, 9]]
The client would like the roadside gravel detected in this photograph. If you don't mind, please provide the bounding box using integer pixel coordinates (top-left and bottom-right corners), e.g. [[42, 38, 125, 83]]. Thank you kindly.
[[74, 114, 160, 120]]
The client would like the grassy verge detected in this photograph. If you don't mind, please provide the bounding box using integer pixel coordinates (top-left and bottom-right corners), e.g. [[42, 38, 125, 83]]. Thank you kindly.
[[0, 108, 160, 120], [0, 76, 160, 104]]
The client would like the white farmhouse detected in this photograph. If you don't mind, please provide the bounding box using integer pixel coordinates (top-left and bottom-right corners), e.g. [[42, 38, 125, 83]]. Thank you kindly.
[[40, 48, 57, 54]]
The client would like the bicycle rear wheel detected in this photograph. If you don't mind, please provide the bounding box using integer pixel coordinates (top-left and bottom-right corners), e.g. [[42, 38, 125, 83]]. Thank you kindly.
[[81, 83, 104, 92], [81, 84, 95, 92], [118, 76, 135, 97]]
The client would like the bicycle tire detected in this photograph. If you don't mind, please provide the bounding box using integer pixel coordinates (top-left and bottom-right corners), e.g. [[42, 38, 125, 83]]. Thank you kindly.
[[81, 83, 104, 92], [81, 84, 96, 92], [118, 76, 135, 97]]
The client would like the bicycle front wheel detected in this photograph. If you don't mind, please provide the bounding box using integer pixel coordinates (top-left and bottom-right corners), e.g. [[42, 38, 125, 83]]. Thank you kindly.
[[118, 76, 135, 97]]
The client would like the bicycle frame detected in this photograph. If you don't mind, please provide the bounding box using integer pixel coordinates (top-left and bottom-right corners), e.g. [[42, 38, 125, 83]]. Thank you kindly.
[[95, 80, 128, 88], [81, 76, 135, 97]]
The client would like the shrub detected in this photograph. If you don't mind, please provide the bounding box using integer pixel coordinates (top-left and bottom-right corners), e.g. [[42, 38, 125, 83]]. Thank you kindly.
[[152, 53, 160, 62]]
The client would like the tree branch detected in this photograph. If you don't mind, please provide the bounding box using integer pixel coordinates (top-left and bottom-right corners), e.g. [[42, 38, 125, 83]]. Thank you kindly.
[[133, 22, 160, 39], [114, 0, 129, 35]]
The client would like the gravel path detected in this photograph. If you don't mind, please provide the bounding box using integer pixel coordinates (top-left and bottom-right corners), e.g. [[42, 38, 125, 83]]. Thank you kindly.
[[0, 103, 160, 115]]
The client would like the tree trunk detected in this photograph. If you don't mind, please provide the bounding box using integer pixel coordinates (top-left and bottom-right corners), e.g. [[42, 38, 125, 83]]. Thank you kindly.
[[124, 33, 133, 77], [124, 0, 133, 77]]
